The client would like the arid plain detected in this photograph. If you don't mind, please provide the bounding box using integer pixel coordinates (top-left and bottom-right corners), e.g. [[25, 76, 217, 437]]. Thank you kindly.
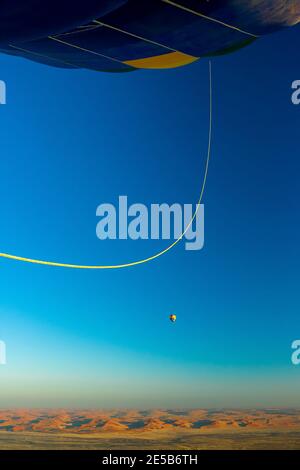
[[0, 409, 300, 449]]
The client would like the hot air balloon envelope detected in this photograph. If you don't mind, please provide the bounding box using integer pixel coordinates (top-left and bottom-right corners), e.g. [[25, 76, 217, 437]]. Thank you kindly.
[[169, 314, 177, 323], [0, 1, 298, 72]]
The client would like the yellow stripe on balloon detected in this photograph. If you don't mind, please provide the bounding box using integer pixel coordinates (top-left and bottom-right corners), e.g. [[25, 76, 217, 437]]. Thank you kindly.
[[124, 51, 198, 69]]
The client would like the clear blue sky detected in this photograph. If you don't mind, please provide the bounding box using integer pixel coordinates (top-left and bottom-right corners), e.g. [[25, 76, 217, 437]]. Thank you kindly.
[[0, 25, 300, 408]]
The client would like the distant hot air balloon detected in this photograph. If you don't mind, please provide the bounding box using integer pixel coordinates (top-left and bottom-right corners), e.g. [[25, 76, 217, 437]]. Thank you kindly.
[[169, 314, 177, 323], [0, 1, 298, 72]]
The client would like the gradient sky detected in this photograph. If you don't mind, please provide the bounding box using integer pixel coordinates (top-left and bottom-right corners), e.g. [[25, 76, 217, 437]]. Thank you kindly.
[[0, 24, 300, 408]]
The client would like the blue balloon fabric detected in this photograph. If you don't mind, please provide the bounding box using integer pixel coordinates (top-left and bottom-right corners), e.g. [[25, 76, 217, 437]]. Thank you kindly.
[[0, 1, 299, 72]]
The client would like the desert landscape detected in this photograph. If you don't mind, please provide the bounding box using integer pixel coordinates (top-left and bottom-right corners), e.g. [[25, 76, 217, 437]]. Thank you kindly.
[[0, 409, 300, 449]]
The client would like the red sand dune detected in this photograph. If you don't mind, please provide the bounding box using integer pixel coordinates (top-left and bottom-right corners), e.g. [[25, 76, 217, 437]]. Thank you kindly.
[[100, 419, 128, 431], [0, 409, 300, 433], [143, 418, 173, 431]]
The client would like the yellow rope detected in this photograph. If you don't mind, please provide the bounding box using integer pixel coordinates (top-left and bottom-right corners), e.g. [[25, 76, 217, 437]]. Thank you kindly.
[[9, 44, 81, 69], [0, 61, 213, 269], [92, 20, 178, 53], [161, 0, 259, 38], [48, 35, 124, 65]]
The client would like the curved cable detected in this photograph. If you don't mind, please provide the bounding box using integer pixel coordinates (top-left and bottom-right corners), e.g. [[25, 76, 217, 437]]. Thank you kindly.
[[0, 61, 213, 269]]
